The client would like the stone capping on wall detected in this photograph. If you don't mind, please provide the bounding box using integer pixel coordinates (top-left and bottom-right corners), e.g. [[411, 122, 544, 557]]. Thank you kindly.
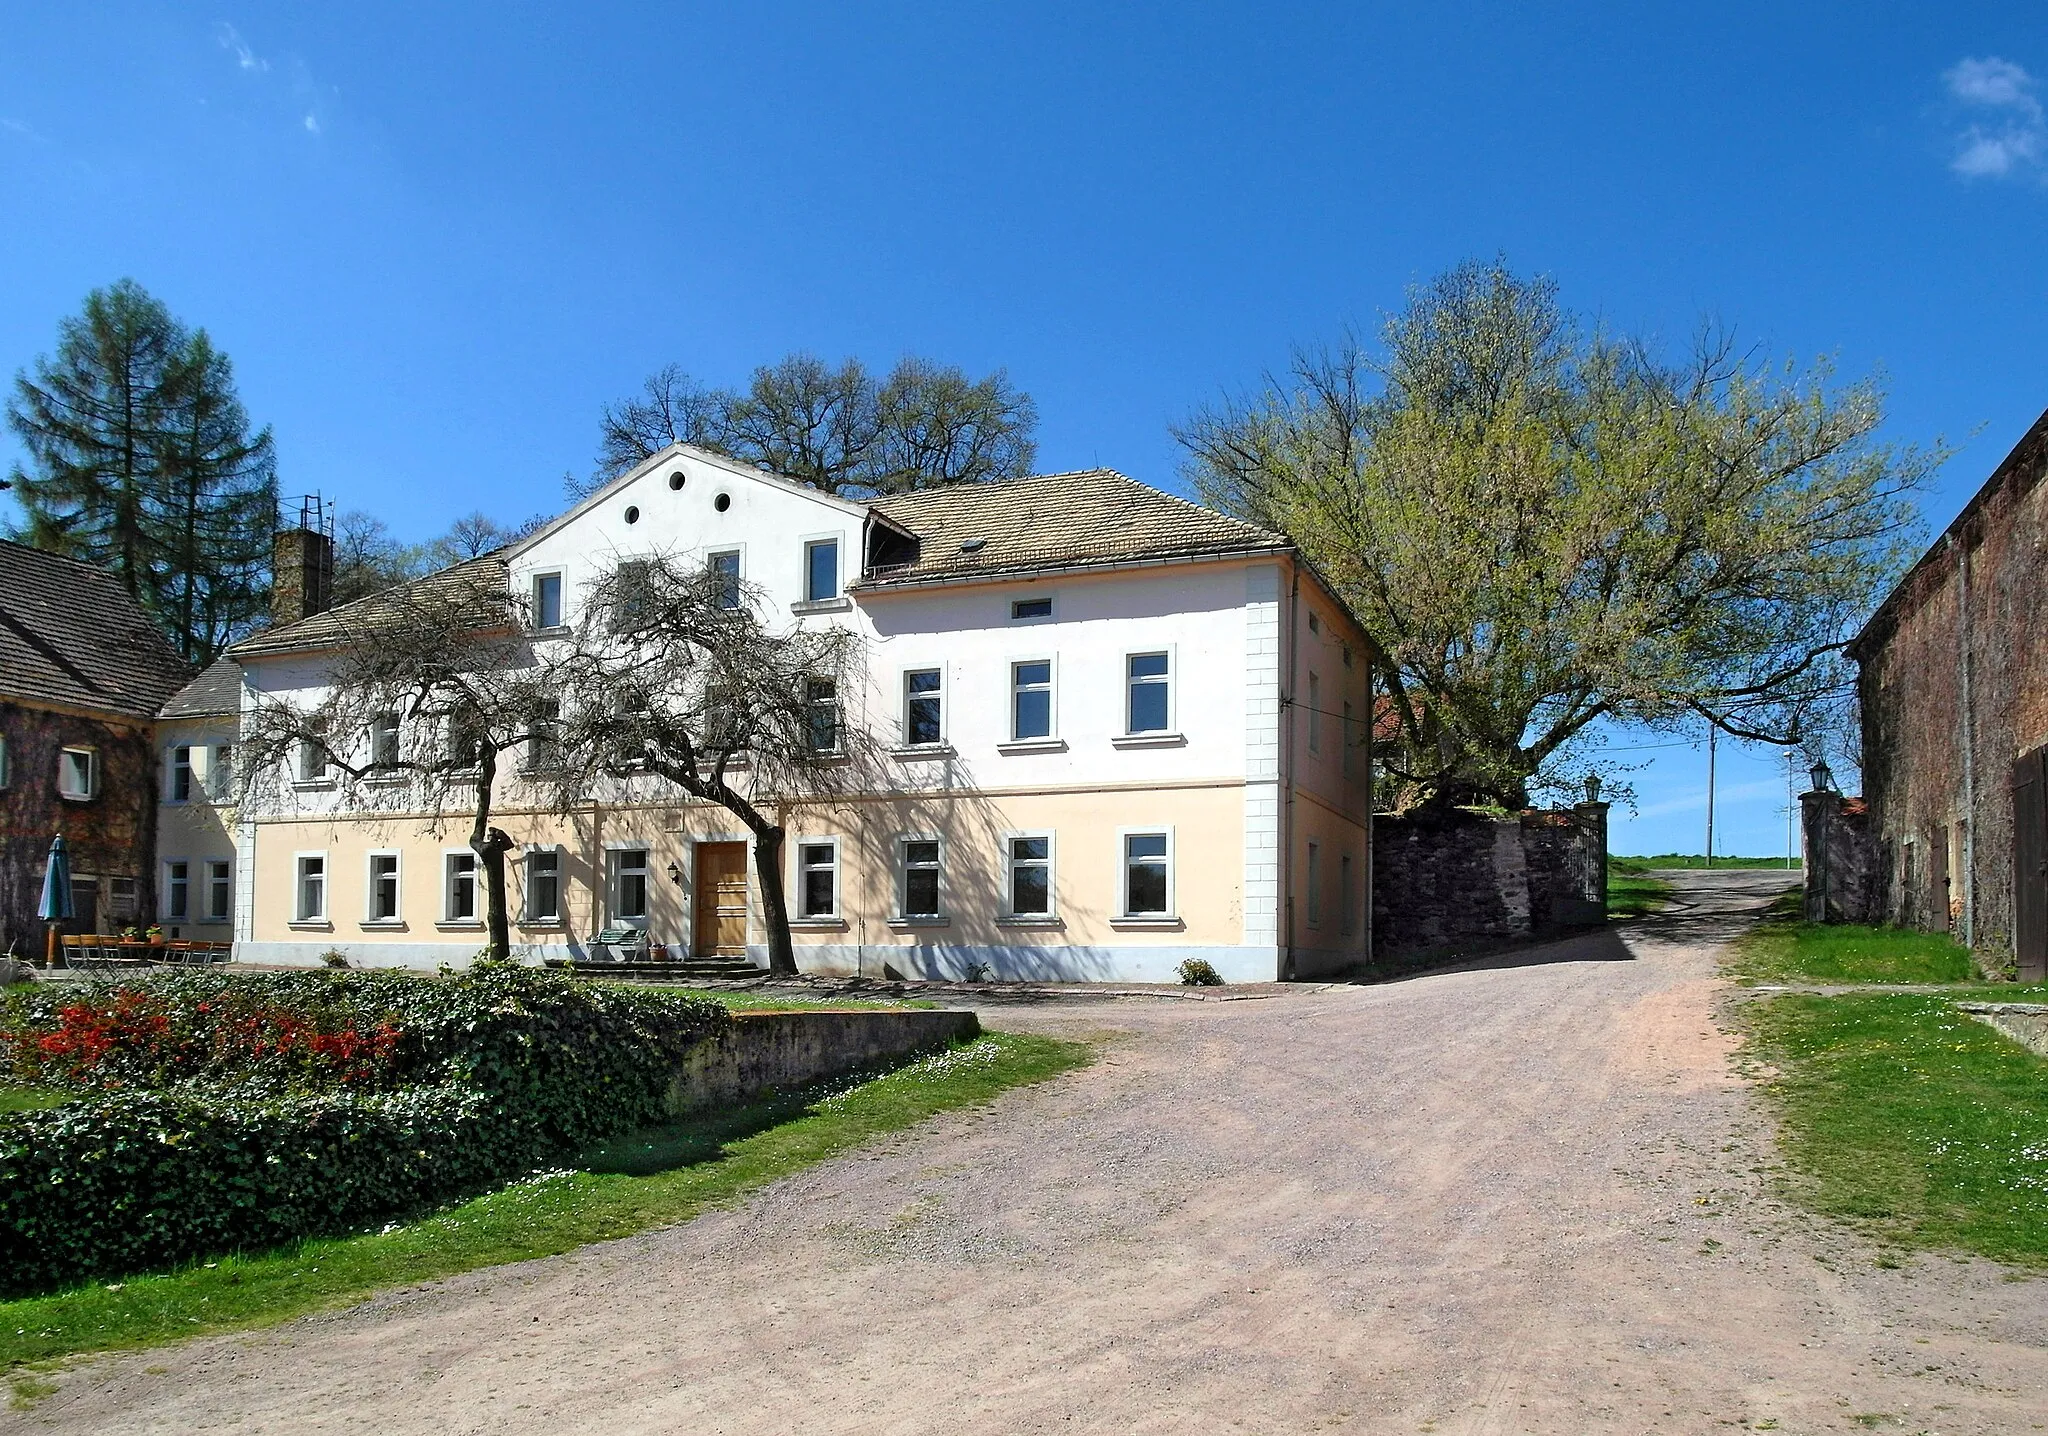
[[664, 1007, 981, 1116]]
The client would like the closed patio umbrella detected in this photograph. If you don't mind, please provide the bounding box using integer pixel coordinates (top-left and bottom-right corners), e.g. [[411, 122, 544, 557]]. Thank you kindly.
[[38, 834, 72, 968]]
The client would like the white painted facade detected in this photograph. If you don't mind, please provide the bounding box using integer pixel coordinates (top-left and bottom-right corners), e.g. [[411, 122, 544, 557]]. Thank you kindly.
[[229, 448, 1373, 982]]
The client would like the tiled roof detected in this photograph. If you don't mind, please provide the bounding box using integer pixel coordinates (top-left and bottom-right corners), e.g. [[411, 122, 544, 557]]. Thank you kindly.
[[0, 540, 191, 720], [230, 555, 510, 658], [158, 657, 244, 719], [857, 470, 1289, 588]]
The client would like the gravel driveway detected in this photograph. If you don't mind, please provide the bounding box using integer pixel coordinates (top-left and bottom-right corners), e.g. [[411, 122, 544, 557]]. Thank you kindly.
[[15, 869, 2048, 1434]]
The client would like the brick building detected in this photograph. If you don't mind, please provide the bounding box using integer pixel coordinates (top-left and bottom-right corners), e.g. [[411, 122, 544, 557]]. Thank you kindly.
[[0, 541, 191, 952], [1849, 407, 2048, 980]]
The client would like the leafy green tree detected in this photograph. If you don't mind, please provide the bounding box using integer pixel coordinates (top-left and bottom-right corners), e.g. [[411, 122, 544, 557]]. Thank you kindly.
[[1176, 259, 1934, 811], [7, 279, 277, 663], [578, 353, 1036, 498]]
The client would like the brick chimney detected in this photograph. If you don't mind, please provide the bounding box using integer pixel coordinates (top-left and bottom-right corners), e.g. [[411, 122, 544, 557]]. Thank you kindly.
[[271, 512, 334, 627]]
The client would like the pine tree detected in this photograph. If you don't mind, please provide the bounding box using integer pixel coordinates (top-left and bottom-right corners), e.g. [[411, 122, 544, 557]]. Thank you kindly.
[[8, 280, 278, 664]]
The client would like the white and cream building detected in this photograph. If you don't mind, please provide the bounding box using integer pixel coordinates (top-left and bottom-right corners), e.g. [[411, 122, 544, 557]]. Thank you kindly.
[[217, 449, 1374, 983]]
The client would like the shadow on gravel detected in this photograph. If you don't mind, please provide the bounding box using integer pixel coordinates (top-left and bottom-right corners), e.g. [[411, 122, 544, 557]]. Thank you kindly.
[[1365, 926, 1638, 985]]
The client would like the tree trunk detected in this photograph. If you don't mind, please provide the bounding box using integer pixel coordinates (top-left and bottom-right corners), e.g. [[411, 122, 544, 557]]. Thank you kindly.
[[468, 747, 515, 960], [750, 823, 799, 976]]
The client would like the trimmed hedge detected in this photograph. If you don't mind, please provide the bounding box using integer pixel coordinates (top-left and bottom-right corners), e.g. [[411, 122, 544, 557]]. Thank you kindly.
[[0, 964, 730, 1295]]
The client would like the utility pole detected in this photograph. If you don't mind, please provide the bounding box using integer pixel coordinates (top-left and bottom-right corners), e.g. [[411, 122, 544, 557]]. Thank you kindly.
[[1786, 751, 1796, 869], [1704, 724, 1717, 869]]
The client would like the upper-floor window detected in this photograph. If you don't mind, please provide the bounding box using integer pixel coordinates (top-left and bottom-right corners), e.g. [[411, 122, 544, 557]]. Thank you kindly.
[[370, 713, 401, 768], [805, 677, 841, 755], [709, 550, 742, 610], [532, 571, 564, 630], [1307, 673, 1322, 753], [297, 728, 330, 783], [804, 539, 840, 602], [168, 745, 195, 801], [1011, 661, 1053, 741], [1342, 701, 1356, 779], [57, 746, 97, 801], [207, 742, 235, 800], [1126, 653, 1171, 734], [524, 698, 562, 771], [904, 668, 944, 746], [1011, 597, 1053, 621]]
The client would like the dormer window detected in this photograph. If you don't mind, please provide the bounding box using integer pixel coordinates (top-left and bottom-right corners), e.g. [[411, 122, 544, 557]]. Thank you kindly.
[[1011, 598, 1053, 621]]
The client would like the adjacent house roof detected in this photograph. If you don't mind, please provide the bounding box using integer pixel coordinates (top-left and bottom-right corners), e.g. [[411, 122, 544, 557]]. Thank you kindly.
[[855, 469, 1290, 589], [158, 657, 244, 719], [229, 555, 511, 659], [0, 540, 191, 720]]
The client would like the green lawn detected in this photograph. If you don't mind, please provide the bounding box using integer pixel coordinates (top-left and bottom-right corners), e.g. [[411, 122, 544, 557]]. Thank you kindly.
[[1619, 853, 1802, 869], [1607, 856, 1675, 917], [1741, 992, 2048, 1267], [0, 1031, 1089, 1375], [1728, 892, 1978, 985]]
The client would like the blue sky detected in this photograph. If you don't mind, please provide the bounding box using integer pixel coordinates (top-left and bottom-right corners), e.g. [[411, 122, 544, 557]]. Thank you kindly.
[[4, 3, 2043, 855]]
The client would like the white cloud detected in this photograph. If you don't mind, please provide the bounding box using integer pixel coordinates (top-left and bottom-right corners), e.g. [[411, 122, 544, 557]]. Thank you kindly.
[[303, 114, 320, 134], [214, 22, 269, 73], [1943, 56, 2045, 180]]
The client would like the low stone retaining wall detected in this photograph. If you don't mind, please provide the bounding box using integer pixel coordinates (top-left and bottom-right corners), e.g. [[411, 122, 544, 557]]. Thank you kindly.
[[665, 1008, 982, 1115], [1958, 1001, 2048, 1058]]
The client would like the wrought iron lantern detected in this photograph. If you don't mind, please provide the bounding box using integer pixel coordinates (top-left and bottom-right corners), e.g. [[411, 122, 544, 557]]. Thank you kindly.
[[1808, 758, 1835, 794]]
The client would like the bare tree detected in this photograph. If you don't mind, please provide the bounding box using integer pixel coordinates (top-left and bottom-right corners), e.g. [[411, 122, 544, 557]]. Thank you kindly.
[[535, 554, 876, 975], [575, 353, 1037, 499], [237, 563, 551, 957]]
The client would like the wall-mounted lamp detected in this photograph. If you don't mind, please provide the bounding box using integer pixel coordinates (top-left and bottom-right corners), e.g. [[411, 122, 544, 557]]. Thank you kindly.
[[1583, 773, 1603, 804], [666, 860, 684, 885], [1808, 758, 1835, 794]]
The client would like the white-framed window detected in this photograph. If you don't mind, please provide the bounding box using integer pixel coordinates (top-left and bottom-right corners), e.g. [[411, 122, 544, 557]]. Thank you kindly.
[[531, 570, 564, 630], [614, 558, 654, 628], [1307, 673, 1321, 753], [524, 698, 561, 771], [524, 847, 562, 923], [1119, 828, 1174, 917], [370, 713, 401, 768], [297, 730, 329, 782], [109, 876, 138, 923], [444, 851, 478, 923], [797, 839, 839, 919], [207, 742, 235, 800], [1306, 840, 1322, 927], [1126, 653, 1172, 734], [204, 859, 232, 923], [805, 677, 841, 755], [164, 860, 190, 921], [294, 854, 327, 922], [898, 836, 943, 919], [168, 745, 195, 802], [1011, 597, 1053, 622], [903, 668, 944, 746], [368, 852, 402, 922], [1340, 852, 1357, 936], [709, 549, 742, 609], [1006, 833, 1054, 917], [57, 746, 97, 801], [610, 847, 650, 924], [804, 538, 840, 602], [1011, 659, 1054, 741]]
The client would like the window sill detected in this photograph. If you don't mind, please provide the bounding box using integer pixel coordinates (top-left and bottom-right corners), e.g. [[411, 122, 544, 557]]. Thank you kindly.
[[1111, 732, 1185, 749], [788, 917, 849, 931], [58, 792, 98, 804], [517, 920, 565, 930], [291, 779, 337, 792], [359, 920, 408, 931], [887, 915, 950, 930], [434, 920, 484, 931], [1109, 916, 1184, 930], [361, 774, 408, 788], [790, 597, 852, 615], [996, 738, 1067, 755], [889, 744, 955, 761], [997, 915, 1064, 929], [530, 624, 573, 639], [287, 920, 332, 931]]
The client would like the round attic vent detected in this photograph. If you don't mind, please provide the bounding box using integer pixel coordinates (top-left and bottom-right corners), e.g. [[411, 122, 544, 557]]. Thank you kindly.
[[959, 536, 987, 553], [668, 471, 686, 491], [623, 505, 641, 524], [714, 493, 732, 512]]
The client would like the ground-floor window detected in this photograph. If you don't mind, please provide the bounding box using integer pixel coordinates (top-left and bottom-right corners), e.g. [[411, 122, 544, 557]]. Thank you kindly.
[[295, 855, 327, 922], [164, 860, 189, 920], [204, 860, 232, 923], [900, 837, 943, 919], [611, 847, 650, 923], [1007, 834, 1052, 916], [798, 840, 838, 918], [445, 851, 477, 922], [369, 852, 401, 921], [525, 848, 561, 923], [1121, 830, 1172, 916]]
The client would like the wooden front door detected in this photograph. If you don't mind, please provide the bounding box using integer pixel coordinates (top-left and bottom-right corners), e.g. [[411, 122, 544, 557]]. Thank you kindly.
[[693, 843, 750, 957], [2014, 749, 2047, 983]]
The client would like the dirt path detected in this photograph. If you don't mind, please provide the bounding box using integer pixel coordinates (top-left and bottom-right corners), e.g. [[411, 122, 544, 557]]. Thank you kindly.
[[15, 870, 2048, 1434]]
